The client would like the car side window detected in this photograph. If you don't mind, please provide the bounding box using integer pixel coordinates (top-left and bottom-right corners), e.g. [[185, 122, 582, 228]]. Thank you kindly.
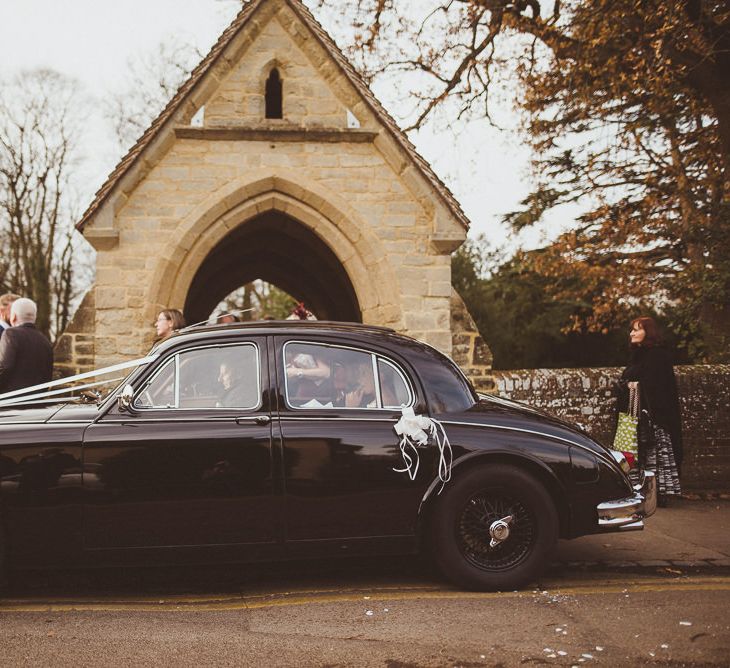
[[378, 358, 412, 409], [134, 343, 260, 410], [283, 341, 413, 410]]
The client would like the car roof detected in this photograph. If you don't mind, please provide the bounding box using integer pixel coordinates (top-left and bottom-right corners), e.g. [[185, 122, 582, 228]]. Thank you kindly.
[[180, 319, 394, 336], [154, 320, 406, 352]]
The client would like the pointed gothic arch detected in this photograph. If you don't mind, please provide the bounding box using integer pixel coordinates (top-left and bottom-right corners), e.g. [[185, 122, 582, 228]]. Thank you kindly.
[[183, 210, 360, 323], [147, 173, 401, 329], [265, 68, 283, 119]]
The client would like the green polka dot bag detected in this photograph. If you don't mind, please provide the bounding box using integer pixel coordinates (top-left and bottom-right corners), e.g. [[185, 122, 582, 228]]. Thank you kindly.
[[612, 383, 640, 456]]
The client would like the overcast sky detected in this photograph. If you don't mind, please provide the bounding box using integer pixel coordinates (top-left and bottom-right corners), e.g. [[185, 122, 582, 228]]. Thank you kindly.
[[0, 0, 559, 253]]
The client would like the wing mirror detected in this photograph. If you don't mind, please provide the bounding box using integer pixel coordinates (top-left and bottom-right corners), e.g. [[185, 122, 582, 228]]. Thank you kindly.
[[118, 384, 134, 412]]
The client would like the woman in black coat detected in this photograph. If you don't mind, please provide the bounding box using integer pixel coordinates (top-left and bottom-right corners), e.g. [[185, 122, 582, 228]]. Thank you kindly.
[[618, 316, 682, 505]]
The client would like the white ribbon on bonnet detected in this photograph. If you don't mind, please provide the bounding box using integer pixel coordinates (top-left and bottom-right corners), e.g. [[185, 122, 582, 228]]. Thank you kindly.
[[393, 407, 453, 493]]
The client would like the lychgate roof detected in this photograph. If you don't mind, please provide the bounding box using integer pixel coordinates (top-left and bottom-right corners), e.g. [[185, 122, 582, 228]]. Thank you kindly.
[[77, 0, 470, 232]]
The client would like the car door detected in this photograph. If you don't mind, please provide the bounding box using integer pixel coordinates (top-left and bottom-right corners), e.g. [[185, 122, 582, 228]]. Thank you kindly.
[[82, 337, 280, 558], [275, 336, 435, 553]]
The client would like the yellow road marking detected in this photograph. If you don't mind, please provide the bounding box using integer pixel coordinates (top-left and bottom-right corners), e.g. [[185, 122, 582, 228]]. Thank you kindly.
[[2, 576, 730, 613]]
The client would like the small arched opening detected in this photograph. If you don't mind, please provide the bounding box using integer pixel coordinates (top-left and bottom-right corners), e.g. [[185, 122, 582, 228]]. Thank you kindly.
[[265, 68, 283, 119], [210, 281, 298, 323], [183, 210, 361, 325]]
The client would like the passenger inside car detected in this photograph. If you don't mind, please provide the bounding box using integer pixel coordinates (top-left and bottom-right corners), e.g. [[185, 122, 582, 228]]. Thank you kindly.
[[345, 359, 377, 408], [286, 348, 335, 407]]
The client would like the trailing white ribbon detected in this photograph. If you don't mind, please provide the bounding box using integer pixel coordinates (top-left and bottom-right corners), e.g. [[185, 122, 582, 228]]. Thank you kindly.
[[0, 354, 158, 407], [393, 407, 453, 493]]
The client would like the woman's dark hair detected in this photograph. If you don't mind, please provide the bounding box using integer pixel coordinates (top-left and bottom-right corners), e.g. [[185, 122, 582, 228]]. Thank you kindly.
[[631, 316, 662, 346], [160, 308, 186, 331]]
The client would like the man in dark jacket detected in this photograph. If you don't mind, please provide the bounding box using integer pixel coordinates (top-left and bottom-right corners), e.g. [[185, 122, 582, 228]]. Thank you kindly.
[[0, 297, 53, 394]]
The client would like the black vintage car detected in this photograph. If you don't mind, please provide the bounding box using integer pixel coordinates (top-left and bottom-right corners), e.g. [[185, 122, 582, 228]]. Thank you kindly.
[[0, 321, 655, 591]]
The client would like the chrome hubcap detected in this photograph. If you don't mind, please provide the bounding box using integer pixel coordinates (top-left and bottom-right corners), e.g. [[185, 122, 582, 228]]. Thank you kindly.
[[489, 515, 514, 548]]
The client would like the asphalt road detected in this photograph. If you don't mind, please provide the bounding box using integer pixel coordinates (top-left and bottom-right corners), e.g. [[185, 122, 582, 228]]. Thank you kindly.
[[2, 561, 729, 667], [2, 500, 729, 666]]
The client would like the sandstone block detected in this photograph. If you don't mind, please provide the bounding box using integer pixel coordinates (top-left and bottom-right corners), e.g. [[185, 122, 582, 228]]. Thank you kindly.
[[428, 281, 453, 298], [96, 287, 128, 310], [404, 311, 440, 331], [422, 330, 452, 355]]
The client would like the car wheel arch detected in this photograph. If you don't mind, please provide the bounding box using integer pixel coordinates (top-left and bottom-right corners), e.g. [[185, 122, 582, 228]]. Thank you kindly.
[[417, 451, 572, 542]]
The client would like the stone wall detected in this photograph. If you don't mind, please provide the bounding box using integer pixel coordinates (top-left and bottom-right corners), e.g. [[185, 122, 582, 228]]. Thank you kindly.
[[493, 365, 730, 492], [53, 289, 97, 379], [450, 289, 494, 393]]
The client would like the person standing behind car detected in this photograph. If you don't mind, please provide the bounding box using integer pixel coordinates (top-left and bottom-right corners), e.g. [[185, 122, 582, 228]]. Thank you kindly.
[[0, 293, 20, 339], [618, 316, 682, 506], [154, 308, 186, 342], [0, 297, 53, 394]]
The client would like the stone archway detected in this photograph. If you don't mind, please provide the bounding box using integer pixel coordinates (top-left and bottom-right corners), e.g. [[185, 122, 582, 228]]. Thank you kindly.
[[148, 174, 401, 331], [183, 209, 361, 323]]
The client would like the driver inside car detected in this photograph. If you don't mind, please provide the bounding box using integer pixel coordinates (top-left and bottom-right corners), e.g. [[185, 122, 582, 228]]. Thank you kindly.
[[217, 360, 254, 408]]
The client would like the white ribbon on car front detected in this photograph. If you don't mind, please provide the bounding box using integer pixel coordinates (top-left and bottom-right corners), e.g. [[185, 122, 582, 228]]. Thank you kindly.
[[0, 354, 158, 407], [393, 407, 453, 493]]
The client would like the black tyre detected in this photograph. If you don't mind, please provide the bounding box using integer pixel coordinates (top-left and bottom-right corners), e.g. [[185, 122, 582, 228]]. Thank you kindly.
[[430, 464, 558, 591]]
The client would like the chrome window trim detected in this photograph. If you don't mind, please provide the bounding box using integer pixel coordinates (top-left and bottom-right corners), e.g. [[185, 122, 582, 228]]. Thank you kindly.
[[282, 339, 415, 412], [132, 341, 262, 412], [134, 356, 176, 409], [371, 354, 382, 408]]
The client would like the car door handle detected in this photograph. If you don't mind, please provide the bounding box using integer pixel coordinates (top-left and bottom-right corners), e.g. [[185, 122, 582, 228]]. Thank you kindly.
[[236, 415, 271, 425]]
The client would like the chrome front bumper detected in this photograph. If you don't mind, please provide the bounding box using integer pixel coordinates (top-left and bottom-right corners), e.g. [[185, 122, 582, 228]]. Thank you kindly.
[[596, 470, 657, 531]]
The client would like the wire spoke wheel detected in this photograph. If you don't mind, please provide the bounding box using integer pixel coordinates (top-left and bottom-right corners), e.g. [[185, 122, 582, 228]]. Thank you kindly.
[[431, 464, 558, 590], [457, 490, 535, 572]]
